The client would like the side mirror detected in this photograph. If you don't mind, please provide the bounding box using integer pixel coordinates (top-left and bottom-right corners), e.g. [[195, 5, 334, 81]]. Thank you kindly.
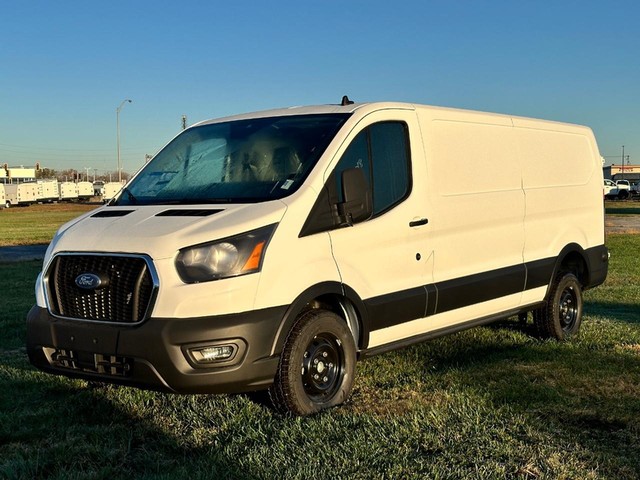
[[338, 168, 372, 226]]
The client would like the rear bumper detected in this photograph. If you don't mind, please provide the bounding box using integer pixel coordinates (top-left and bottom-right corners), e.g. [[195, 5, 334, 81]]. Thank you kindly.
[[26, 305, 287, 394]]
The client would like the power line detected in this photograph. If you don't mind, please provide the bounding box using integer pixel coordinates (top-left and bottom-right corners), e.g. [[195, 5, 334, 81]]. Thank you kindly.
[[0, 142, 117, 152]]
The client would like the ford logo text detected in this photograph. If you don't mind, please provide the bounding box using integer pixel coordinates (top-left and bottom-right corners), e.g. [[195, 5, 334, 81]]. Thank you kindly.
[[75, 273, 103, 290]]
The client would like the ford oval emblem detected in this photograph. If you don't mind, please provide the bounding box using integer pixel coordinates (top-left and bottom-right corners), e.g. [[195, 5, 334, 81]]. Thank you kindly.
[[75, 273, 103, 290]]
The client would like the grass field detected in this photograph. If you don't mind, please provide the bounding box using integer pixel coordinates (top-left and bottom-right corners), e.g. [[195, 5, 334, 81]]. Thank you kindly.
[[0, 201, 636, 247], [1, 230, 639, 478], [0, 203, 98, 246]]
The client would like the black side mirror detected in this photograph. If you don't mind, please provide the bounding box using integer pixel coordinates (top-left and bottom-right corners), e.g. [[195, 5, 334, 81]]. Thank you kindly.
[[338, 167, 372, 226]]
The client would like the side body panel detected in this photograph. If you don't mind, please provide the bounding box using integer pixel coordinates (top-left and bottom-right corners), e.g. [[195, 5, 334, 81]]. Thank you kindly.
[[363, 106, 604, 349], [368, 107, 527, 347], [513, 117, 605, 268]]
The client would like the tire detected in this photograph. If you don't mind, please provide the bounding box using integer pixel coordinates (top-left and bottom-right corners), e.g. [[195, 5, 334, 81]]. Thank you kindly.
[[618, 190, 630, 200], [269, 309, 356, 416], [534, 272, 583, 340]]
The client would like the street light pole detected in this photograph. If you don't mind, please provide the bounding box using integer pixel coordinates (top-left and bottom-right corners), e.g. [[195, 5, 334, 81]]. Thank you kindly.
[[117, 99, 132, 183]]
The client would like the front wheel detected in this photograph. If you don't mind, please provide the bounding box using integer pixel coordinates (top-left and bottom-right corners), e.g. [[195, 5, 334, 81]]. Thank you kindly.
[[534, 272, 583, 340], [269, 309, 356, 415]]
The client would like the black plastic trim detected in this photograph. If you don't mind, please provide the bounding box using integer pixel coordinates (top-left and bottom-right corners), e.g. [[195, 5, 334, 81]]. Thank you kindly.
[[436, 264, 526, 315], [269, 281, 370, 354], [364, 287, 426, 330], [156, 209, 223, 217], [584, 244, 609, 290], [27, 305, 288, 394], [91, 210, 135, 218]]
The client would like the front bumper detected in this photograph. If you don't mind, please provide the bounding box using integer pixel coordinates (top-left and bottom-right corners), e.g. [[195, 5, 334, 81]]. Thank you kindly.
[[26, 305, 287, 394]]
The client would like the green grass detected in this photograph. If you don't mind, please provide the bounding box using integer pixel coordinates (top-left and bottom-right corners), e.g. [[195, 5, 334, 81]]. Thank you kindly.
[[0, 203, 97, 246], [1, 236, 639, 478]]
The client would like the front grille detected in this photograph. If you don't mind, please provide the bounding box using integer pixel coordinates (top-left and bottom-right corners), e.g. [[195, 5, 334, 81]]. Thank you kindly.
[[47, 254, 156, 323]]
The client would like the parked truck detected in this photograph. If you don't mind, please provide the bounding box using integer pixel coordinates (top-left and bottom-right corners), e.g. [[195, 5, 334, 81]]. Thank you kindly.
[[5, 182, 38, 207], [605, 180, 632, 200]]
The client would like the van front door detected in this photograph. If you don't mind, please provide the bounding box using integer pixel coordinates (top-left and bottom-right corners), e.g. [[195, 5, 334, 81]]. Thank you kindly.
[[323, 112, 434, 349]]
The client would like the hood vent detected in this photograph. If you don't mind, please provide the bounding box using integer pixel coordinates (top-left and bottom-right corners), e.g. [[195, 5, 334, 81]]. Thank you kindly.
[[91, 210, 135, 218], [156, 209, 223, 217]]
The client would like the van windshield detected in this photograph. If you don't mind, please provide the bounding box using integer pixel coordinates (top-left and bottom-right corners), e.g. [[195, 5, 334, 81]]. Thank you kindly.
[[112, 114, 349, 206]]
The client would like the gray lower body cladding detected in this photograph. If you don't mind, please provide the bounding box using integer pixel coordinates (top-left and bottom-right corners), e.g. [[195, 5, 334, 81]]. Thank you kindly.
[[26, 305, 286, 394]]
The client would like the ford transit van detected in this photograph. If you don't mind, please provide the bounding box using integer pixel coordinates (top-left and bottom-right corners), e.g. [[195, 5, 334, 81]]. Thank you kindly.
[[27, 100, 608, 415]]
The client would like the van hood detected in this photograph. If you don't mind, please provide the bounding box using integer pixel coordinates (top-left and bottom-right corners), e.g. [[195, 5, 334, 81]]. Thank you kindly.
[[48, 201, 288, 261]]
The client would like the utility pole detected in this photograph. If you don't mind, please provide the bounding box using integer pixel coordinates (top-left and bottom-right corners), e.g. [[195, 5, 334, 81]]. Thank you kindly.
[[621, 145, 625, 178], [117, 99, 133, 183]]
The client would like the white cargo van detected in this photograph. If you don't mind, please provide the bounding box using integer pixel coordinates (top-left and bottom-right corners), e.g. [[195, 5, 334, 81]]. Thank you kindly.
[[5, 182, 38, 207], [27, 100, 608, 415]]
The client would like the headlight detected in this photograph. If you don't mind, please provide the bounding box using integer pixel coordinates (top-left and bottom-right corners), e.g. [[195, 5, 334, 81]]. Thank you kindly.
[[176, 224, 277, 283]]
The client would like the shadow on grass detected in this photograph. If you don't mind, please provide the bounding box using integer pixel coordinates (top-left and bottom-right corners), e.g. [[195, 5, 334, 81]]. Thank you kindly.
[[354, 320, 640, 477], [606, 207, 640, 215], [585, 301, 640, 323], [0, 355, 267, 479]]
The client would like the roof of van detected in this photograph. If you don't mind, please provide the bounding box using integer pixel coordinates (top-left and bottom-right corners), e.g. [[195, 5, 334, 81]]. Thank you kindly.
[[194, 103, 367, 125], [193, 101, 589, 131]]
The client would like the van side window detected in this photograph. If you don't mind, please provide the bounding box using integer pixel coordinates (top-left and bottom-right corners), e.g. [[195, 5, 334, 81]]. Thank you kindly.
[[335, 130, 372, 198], [334, 121, 411, 216], [299, 121, 411, 237]]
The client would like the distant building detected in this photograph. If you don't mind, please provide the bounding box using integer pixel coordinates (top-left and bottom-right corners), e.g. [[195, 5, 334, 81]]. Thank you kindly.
[[1, 165, 37, 183], [603, 164, 640, 182]]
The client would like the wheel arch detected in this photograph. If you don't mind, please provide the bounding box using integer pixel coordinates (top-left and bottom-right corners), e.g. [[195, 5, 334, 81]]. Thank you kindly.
[[547, 243, 590, 297], [269, 282, 369, 357]]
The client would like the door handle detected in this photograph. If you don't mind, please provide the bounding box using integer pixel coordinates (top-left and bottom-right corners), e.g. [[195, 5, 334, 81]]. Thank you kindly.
[[409, 218, 429, 227]]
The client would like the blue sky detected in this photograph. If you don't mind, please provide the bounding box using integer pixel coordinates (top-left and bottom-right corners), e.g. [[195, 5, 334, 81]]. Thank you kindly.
[[1, 0, 638, 174]]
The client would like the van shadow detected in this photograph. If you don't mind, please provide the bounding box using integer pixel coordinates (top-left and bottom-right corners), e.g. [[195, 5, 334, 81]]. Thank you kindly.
[[0, 354, 268, 479], [584, 301, 640, 324]]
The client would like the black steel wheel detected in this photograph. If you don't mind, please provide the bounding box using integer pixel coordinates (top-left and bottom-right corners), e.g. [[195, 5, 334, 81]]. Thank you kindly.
[[269, 309, 356, 416], [534, 272, 583, 340]]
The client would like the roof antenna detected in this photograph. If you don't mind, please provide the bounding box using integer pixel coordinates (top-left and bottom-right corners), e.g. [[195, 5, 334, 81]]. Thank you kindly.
[[341, 95, 354, 106]]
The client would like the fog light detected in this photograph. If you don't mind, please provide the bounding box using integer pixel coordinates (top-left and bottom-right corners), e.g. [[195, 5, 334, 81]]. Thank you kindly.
[[190, 345, 236, 364]]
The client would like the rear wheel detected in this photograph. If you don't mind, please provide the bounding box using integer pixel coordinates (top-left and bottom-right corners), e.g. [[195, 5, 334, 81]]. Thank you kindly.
[[534, 272, 583, 340], [269, 309, 356, 415]]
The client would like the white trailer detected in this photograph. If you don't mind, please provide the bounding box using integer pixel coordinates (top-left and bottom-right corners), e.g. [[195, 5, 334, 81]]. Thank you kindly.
[[37, 180, 60, 203], [0, 184, 5, 208], [59, 182, 79, 201], [77, 181, 94, 200], [102, 182, 124, 202]]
